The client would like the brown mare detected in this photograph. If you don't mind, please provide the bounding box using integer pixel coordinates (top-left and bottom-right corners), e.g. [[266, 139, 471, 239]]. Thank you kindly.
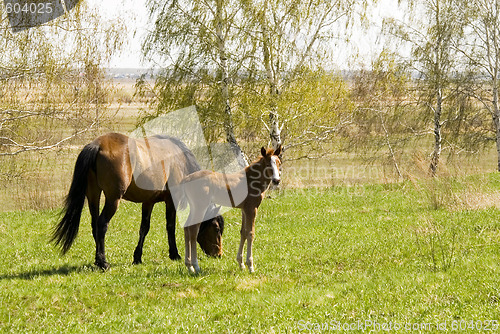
[[52, 133, 224, 270], [181, 145, 281, 273]]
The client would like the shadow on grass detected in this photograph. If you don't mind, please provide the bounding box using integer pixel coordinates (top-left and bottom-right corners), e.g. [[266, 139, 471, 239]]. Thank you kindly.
[[0, 264, 96, 281]]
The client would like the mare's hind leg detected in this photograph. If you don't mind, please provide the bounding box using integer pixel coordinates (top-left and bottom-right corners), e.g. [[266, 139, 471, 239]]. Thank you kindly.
[[133, 202, 154, 264], [95, 198, 120, 270], [165, 195, 181, 260], [87, 170, 101, 247]]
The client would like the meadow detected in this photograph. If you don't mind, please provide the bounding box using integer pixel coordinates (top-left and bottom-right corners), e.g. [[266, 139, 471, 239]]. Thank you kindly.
[[1, 174, 500, 333]]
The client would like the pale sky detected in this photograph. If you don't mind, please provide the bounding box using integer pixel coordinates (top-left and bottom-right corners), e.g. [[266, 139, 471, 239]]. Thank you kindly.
[[85, 0, 151, 68], [85, 0, 406, 69]]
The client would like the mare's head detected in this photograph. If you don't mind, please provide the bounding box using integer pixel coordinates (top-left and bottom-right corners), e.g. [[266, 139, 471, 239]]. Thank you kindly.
[[197, 205, 225, 257], [260, 145, 282, 186]]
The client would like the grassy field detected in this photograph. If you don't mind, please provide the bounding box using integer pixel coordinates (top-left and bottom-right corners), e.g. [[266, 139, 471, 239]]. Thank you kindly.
[[1, 174, 500, 333]]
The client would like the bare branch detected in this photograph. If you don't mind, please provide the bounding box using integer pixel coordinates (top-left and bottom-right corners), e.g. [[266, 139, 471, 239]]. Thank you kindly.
[[0, 123, 96, 156]]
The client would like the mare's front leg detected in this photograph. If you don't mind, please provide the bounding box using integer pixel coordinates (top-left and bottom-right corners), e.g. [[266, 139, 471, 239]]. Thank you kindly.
[[165, 195, 181, 260], [237, 205, 258, 273], [133, 202, 154, 264], [95, 198, 120, 270]]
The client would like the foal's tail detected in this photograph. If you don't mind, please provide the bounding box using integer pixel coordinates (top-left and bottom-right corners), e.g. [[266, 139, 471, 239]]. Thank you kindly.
[[174, 182, 188, 212], [51, 141, 100, 254]]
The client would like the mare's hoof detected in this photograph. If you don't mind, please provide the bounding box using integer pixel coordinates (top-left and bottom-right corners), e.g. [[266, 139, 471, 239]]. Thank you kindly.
[[169, 253, 182, 261], [132, 259, 142, 265], [95, 261, 110, 271]]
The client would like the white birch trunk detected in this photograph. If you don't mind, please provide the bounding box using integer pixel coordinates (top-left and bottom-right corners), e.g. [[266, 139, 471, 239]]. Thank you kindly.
[[430, 88, 442, 176], [261, 8, 282, 151], [269, 111, 281, 150], [493, 84, 500, 171], [429, 2, 442, 177], [216, 0, 248, 167]]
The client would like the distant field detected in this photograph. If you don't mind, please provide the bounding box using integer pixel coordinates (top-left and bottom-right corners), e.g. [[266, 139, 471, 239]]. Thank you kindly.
[[0, 78, 146, 211], [1, 132, 497, 212], [1, 77, 500, 212], [1, 176, 500, 332]]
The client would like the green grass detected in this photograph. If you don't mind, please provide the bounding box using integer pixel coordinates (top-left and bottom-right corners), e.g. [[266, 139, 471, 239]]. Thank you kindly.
[[1, 176, 500, 332]]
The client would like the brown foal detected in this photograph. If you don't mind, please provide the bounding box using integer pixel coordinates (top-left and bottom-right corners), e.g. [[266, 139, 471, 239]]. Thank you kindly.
[[181, 145, 282, 273]]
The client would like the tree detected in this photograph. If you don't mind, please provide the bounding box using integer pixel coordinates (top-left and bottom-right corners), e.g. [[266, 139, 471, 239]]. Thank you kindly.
[[386, 0, 463, 176], [143, 0, 360, 162], [347, 50, 413, 179], [142, 0, 249, 166], [0, 2, 125, 155], [457, 0, 500, 171], [239, 0, 356, 151]]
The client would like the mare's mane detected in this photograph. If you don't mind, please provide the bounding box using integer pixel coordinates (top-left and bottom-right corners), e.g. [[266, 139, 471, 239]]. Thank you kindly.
[[149, 135, 201, 174]]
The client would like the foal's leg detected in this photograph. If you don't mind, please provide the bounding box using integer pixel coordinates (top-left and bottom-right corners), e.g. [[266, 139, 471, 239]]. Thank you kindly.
[[95, 198, 120, 270], [184, 209, 204, 274], [237, 206, 258, 273], [133, 202, 154, 264], [245, 207, 258, 273], [236, 209, 247, 270], [184, 224, 201, 274], [165, 195, 181, 260]]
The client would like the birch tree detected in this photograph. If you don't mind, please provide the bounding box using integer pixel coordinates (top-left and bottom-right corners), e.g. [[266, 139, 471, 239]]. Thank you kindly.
[[143, 0, 249, 166], [143, 0, 362, 161], [240, 0, 356, 151], [0, 2, 125, 155], [215, 0, 248, 165], [386, 0, 462, 176], [457, 0, 500, 171]]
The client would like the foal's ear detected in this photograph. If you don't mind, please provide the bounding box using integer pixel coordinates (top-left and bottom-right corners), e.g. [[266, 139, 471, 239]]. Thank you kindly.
[[261, 147, 267, 157], [274, 144, 282, 156]]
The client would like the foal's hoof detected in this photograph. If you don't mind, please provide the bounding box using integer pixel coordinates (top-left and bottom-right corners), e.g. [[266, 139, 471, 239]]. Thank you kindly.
[[132, 259, 142, 265], [186, 265, 201, 275]]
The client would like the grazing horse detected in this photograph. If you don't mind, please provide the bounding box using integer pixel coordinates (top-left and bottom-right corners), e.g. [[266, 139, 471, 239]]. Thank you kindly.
[[181, 145, 281, 273], [51, 133, 224, 270]]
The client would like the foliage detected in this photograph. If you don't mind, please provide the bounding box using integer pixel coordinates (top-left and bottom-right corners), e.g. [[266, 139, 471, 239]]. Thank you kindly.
[[140, 0, 359, 157], [231, 68, 353, 159], [346, 51, 415, 177], [0, 2, 125, 155], [141, 0, 246, 143]]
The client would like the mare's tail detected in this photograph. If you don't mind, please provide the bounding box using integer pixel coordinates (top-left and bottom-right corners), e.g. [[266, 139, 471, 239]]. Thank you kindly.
[[51, 142, 100, 254]]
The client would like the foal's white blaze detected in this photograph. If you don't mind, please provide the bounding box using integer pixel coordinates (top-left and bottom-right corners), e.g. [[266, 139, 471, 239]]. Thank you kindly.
[[270, 156, 280, 182]]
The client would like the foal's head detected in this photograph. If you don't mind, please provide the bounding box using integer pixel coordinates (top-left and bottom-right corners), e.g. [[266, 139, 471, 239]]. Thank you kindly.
[[260, 145, 282, 186]]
